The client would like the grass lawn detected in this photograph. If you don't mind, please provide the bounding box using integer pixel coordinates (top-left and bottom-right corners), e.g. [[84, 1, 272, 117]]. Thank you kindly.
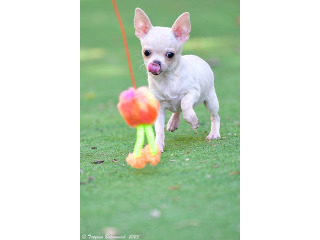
[[80, 0, 239, 239]]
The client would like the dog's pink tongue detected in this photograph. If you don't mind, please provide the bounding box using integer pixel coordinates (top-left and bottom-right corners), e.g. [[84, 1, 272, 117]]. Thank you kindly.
[[148, 63, 161, 74]]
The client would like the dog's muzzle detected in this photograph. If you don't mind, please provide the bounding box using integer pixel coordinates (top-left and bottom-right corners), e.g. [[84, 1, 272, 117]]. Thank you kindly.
[[148, 62, 161, 75]]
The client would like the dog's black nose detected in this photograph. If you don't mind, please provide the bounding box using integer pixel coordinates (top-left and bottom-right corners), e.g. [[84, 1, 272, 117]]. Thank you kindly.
[[153, 60, 161, 66]]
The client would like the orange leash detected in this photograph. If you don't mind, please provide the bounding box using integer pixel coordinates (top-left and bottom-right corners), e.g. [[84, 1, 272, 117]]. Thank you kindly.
[[111, 0, 137, 89]]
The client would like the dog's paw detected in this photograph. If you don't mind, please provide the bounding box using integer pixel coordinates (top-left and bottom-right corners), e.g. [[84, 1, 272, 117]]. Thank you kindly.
[[157, 143, 164, 153], [186, 116, 199, 130], [155, 137, 165, 152], [167, 124, 178, 132], [191, 119, 199, 130], [205, 133, 221, 140], [167, 115, 180, 132], [183, 110, 199, 130]]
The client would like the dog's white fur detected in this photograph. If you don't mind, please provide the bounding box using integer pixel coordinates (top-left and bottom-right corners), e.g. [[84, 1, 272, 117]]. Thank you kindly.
[[134, 8, 220, 152]]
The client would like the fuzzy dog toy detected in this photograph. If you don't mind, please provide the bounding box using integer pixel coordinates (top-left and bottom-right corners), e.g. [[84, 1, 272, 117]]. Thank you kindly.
[[112, 0, 161, 168]]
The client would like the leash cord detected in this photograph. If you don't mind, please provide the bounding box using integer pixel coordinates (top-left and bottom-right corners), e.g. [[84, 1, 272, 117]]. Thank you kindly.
[[111, 0, 137, 89]]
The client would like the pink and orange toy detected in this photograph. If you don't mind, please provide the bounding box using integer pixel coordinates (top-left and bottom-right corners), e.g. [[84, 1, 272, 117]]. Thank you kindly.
[[118, 87, 161, 168], [112, 0, 161, 168]]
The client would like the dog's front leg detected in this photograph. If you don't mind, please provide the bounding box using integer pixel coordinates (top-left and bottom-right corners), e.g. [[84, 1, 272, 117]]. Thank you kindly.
[[181, 92, 199, 130], [155, 106, 166, 152]]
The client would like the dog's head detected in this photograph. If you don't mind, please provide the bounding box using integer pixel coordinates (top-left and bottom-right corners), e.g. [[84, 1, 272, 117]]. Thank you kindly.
[[134, 8, 191, 76]]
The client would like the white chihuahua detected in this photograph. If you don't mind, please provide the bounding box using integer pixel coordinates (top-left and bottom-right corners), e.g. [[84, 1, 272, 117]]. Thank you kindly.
[[134, 8, 220, 152]]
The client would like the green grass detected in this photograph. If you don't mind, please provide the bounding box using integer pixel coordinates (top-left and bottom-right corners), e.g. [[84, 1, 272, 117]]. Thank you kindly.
[[81, 0, 239, 239]]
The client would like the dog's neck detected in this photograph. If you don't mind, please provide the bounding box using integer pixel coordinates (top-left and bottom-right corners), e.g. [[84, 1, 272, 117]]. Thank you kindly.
[[147, 55, 185, 101]]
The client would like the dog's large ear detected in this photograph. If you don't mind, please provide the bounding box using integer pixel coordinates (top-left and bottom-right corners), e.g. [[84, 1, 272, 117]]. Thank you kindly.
[[171, 12, 191, 43], [134, 8, 153, 39]]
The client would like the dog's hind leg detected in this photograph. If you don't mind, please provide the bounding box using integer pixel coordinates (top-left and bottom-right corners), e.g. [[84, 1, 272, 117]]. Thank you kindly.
[[167, 112, 181, 132], [204, 91, 221, 140]]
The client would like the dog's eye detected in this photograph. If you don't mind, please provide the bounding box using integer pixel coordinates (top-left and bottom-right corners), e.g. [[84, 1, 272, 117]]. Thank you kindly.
[[144, 50, 151, 57], [166, 52, 174, 59]]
